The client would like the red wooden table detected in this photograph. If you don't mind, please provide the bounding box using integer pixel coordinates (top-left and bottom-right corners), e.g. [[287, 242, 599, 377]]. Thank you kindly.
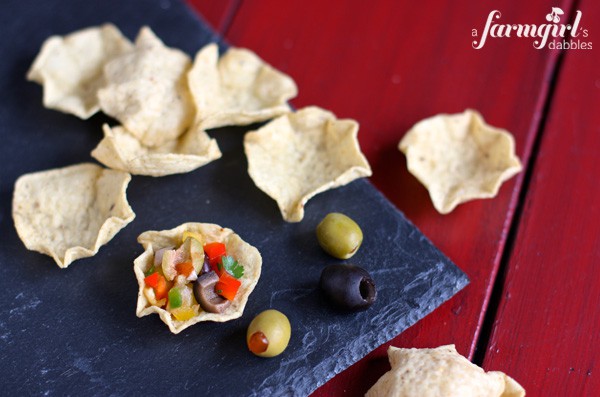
[[188, 1, 600, 395]]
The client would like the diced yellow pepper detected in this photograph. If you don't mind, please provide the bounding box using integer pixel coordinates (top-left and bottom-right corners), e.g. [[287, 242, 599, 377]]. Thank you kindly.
[[171, 306, 199, 321]]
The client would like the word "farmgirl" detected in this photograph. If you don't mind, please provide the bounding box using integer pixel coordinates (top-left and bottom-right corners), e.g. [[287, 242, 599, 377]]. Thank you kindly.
[[472, 10, 588, 49]]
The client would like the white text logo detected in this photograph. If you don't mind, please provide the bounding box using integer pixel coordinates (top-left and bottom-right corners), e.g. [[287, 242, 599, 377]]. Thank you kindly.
[[472, 8, 591, 50]]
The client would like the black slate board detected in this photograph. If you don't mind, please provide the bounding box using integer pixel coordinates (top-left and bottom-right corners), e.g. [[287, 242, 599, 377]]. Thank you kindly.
[[0, 1, 469, 395]]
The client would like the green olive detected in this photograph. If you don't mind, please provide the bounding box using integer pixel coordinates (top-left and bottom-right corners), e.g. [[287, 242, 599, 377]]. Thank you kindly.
[[316, 213, 363, 259], [246, 309, 291, 358]]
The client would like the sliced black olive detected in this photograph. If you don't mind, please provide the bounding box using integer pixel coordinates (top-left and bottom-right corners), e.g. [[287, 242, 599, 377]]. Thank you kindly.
[[193, 271, 231, 314], [319, 264, 377, 311]]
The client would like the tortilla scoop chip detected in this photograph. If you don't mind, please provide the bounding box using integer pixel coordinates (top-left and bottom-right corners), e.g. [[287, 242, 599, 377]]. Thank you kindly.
[[135, 223, 262, 334], [188, 43, 297, 130], [27, 23, 133, 119], [91, 124, 221, 176], [366, 345, 525, 397], [12, 163, 135, 268], [244, 106, 372, 222], [399, 109, 522, 214], [98, 26, 194, 147]]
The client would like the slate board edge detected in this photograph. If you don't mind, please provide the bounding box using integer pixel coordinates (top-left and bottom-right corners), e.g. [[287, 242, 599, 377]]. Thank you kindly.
[[258, 266, 469, 397], [249, 182, 471, 397]]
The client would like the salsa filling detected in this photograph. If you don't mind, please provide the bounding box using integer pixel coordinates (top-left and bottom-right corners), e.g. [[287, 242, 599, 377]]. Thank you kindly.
[[143, 232, 244, 320]]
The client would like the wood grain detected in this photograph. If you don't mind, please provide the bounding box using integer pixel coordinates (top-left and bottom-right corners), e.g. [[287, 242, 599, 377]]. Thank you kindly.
[[482, 0, 599, 395]]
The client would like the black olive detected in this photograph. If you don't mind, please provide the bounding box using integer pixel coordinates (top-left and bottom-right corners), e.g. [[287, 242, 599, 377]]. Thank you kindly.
[[319, 264, 377, 311]]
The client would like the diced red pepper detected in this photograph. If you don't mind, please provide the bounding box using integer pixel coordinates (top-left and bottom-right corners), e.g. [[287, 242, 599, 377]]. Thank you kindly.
[[144, 272, 159, 288], [204, 242, 227, 272], [175, 261, 194, 277], [215, 271, 241, 301], [154, 274, 169, 301]]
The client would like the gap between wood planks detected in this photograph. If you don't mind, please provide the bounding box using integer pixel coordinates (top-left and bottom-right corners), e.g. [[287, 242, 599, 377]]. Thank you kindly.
[[472, 0, 582, 367]]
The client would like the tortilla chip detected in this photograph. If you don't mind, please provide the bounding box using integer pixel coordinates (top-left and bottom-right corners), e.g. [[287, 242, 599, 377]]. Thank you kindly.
[[366, 345, 525, 397], [12, 163, 135, 268], [27, 24, 133, 119], [399, 109, 522, 214], [188, 43, 297, 130], [98, 26, 194, 147], [244, 106, 372, 222], [91, 123, 221, 176], [135, 223, 262, 334]]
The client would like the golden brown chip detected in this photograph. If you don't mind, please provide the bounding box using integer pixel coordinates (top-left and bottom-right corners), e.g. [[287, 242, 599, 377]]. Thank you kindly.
[[27, 24, 133, 119], [91, 124, 221, 176], [12, 163, 135, 268], [98, 27, 194, 147], [399, 109, 522, 214], [187, 43, 297, 130], [135, 223, 262, 334], [366, 345, 525, 397], [244, 106, 372, 222]]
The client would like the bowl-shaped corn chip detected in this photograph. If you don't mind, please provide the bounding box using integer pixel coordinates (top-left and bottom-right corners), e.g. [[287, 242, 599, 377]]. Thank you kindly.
[[27, 24, 133, 119], [98, 27, 194, 147], [135, 223, 262, 334], [12, 163, 135, 268], [399, 109, 522, 214], [91, 124, 221, 176], [244, 106, 372, 222], [366, 345, 525, 397], [188, 43, 297, 130]]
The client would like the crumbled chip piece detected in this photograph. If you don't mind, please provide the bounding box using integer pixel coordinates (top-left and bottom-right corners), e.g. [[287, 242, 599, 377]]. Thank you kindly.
[[366, 345, 525, 397], [244, 106, 372, 222], [12, 163, 135, 268], [91, 124, 221, 176], [399, 109, 522, 214], [188, 43, 297, 130], [135, 223, 262, 334], [27, 24, 133, 119], [98, 26, 194, 147]]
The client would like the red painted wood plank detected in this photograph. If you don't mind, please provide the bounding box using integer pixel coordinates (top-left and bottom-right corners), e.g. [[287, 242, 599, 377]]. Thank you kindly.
[[186, 0, 238, 33], [482, 1, 600, 396]]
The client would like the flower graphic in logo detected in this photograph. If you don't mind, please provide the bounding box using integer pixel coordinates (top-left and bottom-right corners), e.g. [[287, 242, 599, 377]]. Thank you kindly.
[[546, 7, 564, 23]]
